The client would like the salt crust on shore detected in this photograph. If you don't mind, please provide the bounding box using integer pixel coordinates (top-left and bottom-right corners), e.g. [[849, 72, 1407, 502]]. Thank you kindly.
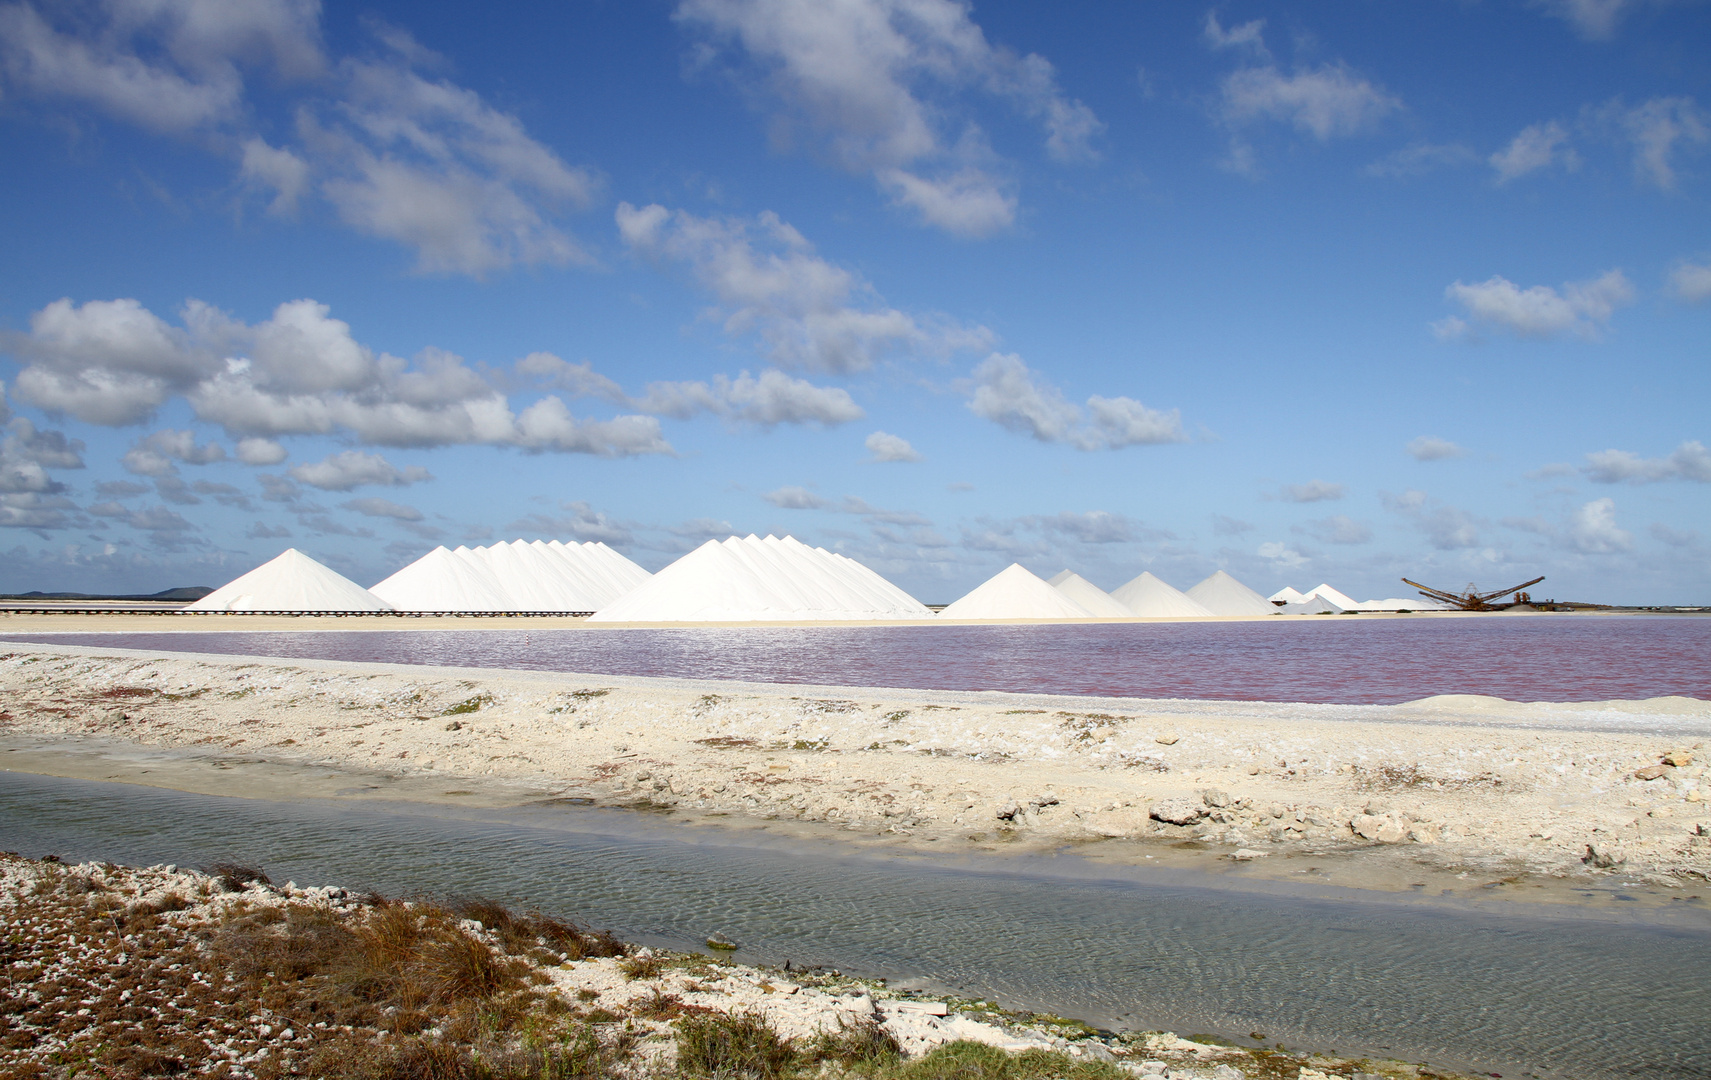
[[2, 854, 1460, 1080], [2, 643, 1708, 885]]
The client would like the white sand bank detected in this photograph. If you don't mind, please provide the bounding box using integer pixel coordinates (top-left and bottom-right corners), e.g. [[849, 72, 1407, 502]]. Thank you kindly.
[[1, 640, 1707, 892]]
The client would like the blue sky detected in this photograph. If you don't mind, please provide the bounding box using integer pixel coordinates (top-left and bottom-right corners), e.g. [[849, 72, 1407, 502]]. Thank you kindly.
[[0, 0, 1706, 604]]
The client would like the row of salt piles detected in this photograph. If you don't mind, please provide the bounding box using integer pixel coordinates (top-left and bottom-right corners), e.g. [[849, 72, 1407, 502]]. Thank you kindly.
[[1268, 583, 1444, 613], [371, 540, 651, 612], [937, 565, 1275, 620], [589, 534, 934, 622]]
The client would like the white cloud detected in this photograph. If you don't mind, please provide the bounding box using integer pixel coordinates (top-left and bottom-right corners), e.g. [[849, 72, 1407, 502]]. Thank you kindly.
[[1281, 480, 1344, 503], [288, 450, 431, 491], [1384, 489, 1482, 550], [965, 354, 1185, 451], [1406, 436, 1466, 461], [1030, 510, 1142, 545], [1, 295, 673, 459], [618, 203, 990, 372], [1437, 269, 1634, 340], [1610, 96, 1709, 190], [1583, 440, 1711, 484], [763, 485, 826, 509], [235, 437, 288, 465], [121, 429, 226, 476], [0, 0, 322, 134], [515, 352, 626, 401], [675, 0, 1100, 234], [0, 417, 84, 495], [865, 430, 921, 462], [1489, 121, 1579, 183], [1364, 142, 1478, 179], [1670, 259, 1711, 304], [1220, 63, 1400, 142], [341, 496, 424, 521], [0, 5, 591, 277], [510, 399, 674, 457], [1257, 541, 1308, 568], [1202, 13, 1269, 57], [1532, 0, 1642, 40], [1569, 497, 1632, 552], [634, 370, 863, 428]]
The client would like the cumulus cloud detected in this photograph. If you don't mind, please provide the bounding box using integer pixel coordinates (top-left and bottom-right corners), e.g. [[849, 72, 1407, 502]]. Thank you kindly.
[[506, 501, 632, 545], [1435, 270, 1634, 341], [633, 370, 863, 428], [676, 0, 1100, 235], [1257, 541, 1308, 568], [763, 486, 826, 510], [618, 203, 990, 372], [120, 429, 226, 477], [1406, 436, 1466, 461], [1029, 510, 1142, 545], [515, 352, 626, 402], [1220, 63, 1400, 143], [1281, 480, 1344, 503], [1384, 489, 1481, 550], [288, 450, 431, 491], [965, 354, 1185, 451], [1583, 440, 1711, 484], [1569, 497, 1632, 552], [1532, 0, 1646, 40], [0, 295, 673, 459], [1203, 13, 1269, 57], [341, 496, 424, 521], [247, 521, 292, 539], [1606, 96, 1709, 190], [840, 496, 929, 527], [1489, 121, 1580, 184], [865, 430, 921, 463], [1211, 514, 1254, 536], [235, 437, 288, 465], [1669, 259, 1711, 304], [0, 417, 85, 495], [0, 6, 592, 276]]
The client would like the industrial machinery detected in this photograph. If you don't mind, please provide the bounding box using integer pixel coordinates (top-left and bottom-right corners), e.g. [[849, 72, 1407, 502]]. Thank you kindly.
[[1401, 576, 1545, 611]]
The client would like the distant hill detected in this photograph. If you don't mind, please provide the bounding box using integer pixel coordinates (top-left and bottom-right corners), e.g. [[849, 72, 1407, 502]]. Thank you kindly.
[[1, 586, 215, 602]]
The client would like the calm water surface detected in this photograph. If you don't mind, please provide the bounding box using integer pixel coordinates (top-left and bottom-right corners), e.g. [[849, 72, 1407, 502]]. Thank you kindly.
[[2, 771, 1707, 1080], [11, 615, 1709, 703]]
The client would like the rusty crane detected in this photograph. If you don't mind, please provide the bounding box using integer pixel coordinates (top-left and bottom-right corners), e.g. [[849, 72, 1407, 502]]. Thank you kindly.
[[1401, 576, 1546, 611]]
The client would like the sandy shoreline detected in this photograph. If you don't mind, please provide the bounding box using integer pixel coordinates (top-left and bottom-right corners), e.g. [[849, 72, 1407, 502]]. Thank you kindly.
[[3, 638, 1708, 901]]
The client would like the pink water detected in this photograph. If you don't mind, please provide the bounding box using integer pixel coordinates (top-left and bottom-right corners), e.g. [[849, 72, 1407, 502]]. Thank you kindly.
[[11, 615, 1709, 704]]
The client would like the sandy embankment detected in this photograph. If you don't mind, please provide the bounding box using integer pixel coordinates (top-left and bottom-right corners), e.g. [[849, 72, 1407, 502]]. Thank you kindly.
[[1, 641, 1708, 891]]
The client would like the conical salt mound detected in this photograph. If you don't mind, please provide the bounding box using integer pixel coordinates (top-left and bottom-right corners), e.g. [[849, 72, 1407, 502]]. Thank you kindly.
[[939, 564, 1095, 620], [590, 535, 930, 622], [371, 546, 513, 612], [1184, 570, 1275, 616], [1280, 594, 1344, 614], [1268, 586, 1305, 604], [1303, 583, 1359, 610], [1049, 571, 1134, 617], [188, 549, 390, 612], [1112, 571, 1214, 617]]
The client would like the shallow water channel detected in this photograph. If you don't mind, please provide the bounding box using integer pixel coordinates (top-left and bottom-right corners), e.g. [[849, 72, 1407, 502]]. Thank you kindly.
[[4, 770, 1708, 1080]]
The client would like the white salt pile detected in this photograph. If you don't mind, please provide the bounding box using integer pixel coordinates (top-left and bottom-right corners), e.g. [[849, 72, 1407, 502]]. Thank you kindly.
[[1111, 571, 1215, 618], [371, 546, 512, 612], [372, 540, 653, 612], [1268, 586, 1306, 605], [187, 549, 390, 613], [590, 534, 931, 622], [1184, 570, 1276, 616], [1303, 582, 1361, 610], [940, 564, 1095, 620], [1278, 594, 1345, 614], [1047, 571, 1135, 617]]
